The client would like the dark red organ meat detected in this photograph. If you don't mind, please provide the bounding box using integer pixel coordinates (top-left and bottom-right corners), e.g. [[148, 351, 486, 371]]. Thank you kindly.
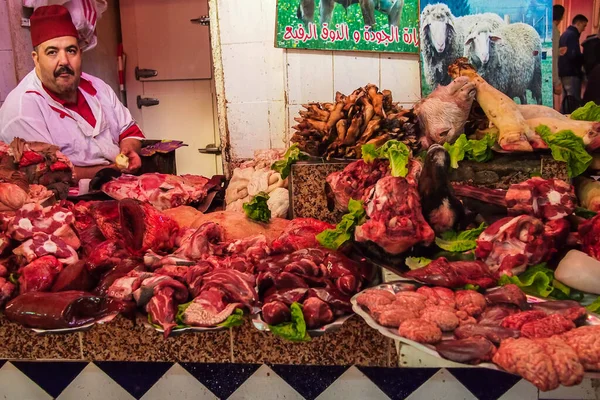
[[270, 218, 334, 254], [579, 214, 600, 261], [478, 305, 519, 326], [325, 159, 390, 212], [200, 269, 258, 311], [454, 324, 520, 344], [5, 290, 134, 330], [18, 255, 63, 294], [436, 338, 496, 364], [405, 258, 495, 289], [302, 297, 334, 328], [531, 301, 587, 322], [354, 176, 434, 255], [485, 284, 529, 310], [262, 301, 291, 325], [520, 314, 575, 338], [51, 260, 95, 292]]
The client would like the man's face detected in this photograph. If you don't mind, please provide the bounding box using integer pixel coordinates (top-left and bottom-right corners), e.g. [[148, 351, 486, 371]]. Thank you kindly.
[[575, 21, 588, 33], [32, 36, 82, 98]]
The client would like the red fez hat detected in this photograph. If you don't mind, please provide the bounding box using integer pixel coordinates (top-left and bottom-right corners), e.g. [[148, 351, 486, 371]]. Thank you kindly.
[[30, 5, 78, 48]]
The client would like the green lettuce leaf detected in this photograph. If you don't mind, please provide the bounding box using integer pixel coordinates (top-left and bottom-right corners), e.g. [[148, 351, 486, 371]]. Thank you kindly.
[[271, 144, 310, 179], [316, 199, 366, 250], [217, 308, 245, 328], [498, 263, 555, 298], [435, 222, 487, 252], [586, 297, 600, 313], [468, 133, 497, 163], [268, 302, 311, 342], [464, 284, 481, 291], [443, 134, 469, 169], [243, 192, 271, 223], [405, 257, 432, 270], [8, 273, 18, 285], [571, 101, 600, 122], [361, 140, 410, 177], [536, 125, 592, 178], [575, 206, 597, 219]]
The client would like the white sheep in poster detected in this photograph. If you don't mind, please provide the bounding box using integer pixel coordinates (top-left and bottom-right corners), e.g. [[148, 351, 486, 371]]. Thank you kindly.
[[464, 21, 542, 104], [420, 3, 505, 89]]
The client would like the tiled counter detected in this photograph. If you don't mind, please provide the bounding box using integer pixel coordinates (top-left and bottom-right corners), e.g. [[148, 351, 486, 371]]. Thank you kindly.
[[0, 314, 599, 400]]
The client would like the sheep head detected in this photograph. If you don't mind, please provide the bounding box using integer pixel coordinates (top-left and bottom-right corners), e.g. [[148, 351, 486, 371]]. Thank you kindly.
[[414, 76, 476, 146], [464, 21, 502, 67], [420, 3, 455, 53]]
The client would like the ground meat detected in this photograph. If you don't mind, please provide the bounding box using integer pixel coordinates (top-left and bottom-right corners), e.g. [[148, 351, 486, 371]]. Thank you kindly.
[[398, 318, 442, 344], [455, 290, 486, 317], [356, 290, 395, 311], [493, 338, 559, 392], [375, 307, 417, 328], [392, 292, 427, 315], [420, 306, 459, 331], [536, 337, 584, 387], [521, 314, 575, 339], [478, 305, 519, 326], [501, 310, 548, 330], [416, 286, 456, 308], [561, 325, 600, 370]]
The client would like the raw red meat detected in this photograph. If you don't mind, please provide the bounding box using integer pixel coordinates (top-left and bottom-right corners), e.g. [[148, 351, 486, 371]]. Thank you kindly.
[[13, 232, 79, 265], [223, 234, 270, 261], [85, 240, 121, 274], [454, 324, 520, 344], [521, 314, 575, 338], [374, 307, 417, 328], [501, 310, 548, 329], [356, 290, 395, 311], [52, 225, 81, 251], [485, 284, 529, 310], [18, 255, 63, 294], [90, 201, 122, 242], [307, 287, 352, 315], [153, 265, 189, 282], [180, 301, 240, 327], [478, 305, 519, 326], [579, 214, 600, 260], [263, 287, 308, 305], [51, 260, 95, 292], [146, 286, 178, 338], [119, 199, 179, 255], [561, 325, 600, 370], [404, 258, 496, 289], [133, 275, 188, 307], [325, 159, 390, 212], [194, 288, 227, 314], [0, 277, 15, 306], [302, 297, 334, 328], [475, 215, 556, 276], [7, 202, 74, 240], [102, 173, 213, 211], [173, 222, 225, 260], [94, 258, 144, 296], [398, 318, 442, 344], [270, 218, 334, 254], [107, 270, 153, 301], [493, 338, 560, 391], [200, 269, 258, 311], [354, 176, 435, 255], [455, 290, 486, 317], [531, 301, 587, 322], [262, 301, 291, 325], [436, 338, 496, 364], [5, 290, 135, 330], [416, 286, 456, 308], [185, 263, 212, 298]]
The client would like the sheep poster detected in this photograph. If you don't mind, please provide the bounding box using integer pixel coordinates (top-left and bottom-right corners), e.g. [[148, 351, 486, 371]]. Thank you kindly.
[[275, 0, 420, 53], [419, 0, 554, 107]]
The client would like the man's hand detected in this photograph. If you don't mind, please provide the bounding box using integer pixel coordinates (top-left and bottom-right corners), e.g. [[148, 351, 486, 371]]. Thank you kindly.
[[559, 46, 567, 56], [553, 82, 563, 95], [119, 138, 142, 173]]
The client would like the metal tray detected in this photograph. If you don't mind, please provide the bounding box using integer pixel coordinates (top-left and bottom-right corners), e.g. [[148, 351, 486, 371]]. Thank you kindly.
[[351, 281, 600, 378]]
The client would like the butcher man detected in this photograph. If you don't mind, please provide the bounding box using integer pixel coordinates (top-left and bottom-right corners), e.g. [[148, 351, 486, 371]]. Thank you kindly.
[[0, 5, 143, 181]]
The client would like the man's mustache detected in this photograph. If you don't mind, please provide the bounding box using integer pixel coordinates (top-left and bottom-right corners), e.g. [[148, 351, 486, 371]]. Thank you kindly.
[[54, 66, 74, 77]]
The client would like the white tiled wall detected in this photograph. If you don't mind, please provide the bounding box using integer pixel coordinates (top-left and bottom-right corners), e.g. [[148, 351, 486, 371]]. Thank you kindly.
[[216, 0, 421, 159]]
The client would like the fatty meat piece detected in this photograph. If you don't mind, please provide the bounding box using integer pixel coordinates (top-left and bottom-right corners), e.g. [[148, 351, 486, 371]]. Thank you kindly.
[[455, 290, 486, 317], [398, 318, 442, 344], [520, 314, 575, 339]]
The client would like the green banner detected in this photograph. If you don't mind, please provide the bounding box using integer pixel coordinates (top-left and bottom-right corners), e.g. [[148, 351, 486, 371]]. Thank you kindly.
[[275, 0, 420, 53]]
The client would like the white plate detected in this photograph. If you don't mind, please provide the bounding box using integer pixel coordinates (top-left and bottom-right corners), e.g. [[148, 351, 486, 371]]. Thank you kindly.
[[350, 281, 600, 378], [30, 314, 119, 335]]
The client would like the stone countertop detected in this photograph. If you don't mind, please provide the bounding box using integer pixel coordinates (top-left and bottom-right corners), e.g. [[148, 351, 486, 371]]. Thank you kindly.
[[0, 314, 397, 366]]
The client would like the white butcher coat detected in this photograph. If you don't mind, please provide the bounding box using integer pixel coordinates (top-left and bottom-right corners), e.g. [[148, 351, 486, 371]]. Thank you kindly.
[[0, 70, 142, 167]]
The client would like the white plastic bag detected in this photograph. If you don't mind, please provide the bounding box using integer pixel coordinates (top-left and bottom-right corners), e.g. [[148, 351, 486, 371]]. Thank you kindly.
[[23, 0, 107, 52]]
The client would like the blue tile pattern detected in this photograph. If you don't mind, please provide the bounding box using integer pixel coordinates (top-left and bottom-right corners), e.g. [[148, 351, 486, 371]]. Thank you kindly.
[[0, 360, 596, 400]]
